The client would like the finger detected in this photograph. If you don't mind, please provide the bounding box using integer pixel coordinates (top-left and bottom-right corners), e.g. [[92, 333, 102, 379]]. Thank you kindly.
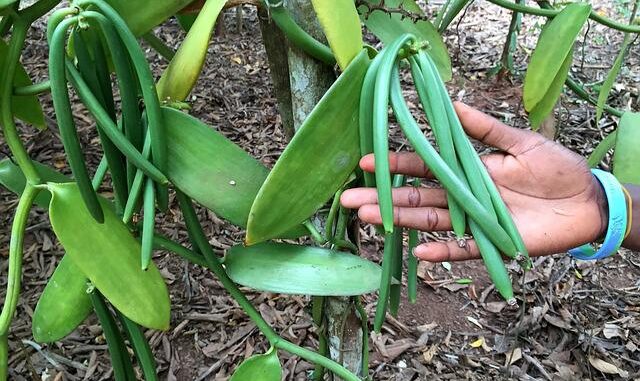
[[359, 152, 434, 178], [454, 102, 545, 155], [341, 187, 448, 209], [413, 240, 481, 262], [358, 204, 452, 231]]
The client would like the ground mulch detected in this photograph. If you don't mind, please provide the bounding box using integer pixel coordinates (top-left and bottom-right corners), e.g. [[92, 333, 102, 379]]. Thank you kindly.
[[1, 1, 639, 380]]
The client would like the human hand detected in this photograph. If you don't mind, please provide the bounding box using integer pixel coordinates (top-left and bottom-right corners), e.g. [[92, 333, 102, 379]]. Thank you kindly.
[[341, 102, 608, 262]]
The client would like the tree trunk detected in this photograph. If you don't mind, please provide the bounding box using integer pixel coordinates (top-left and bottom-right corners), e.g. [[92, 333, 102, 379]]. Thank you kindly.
[[258, 7, 295, 137], [261, 2, 365, 379]]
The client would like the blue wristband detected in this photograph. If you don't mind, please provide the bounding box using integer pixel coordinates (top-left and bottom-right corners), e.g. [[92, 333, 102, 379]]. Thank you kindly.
[[569, 169, 627, 260]]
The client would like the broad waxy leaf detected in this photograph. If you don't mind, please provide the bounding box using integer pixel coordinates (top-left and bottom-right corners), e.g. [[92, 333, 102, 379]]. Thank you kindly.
[[0, 0, 17, 13], [0, 158, 71, 208], [32, 256, 92, 343], [246, 50, 370, 244], [229, 347, 282, 381], [358, 0, 452, 81], [0, 160, 91, 342], [0, 40, 46, 129], [613, 112, 640, 184], [225, 242, 383, 296], [163, 107, 306, 238], [48, 183, 170, 330], [596, 35, 631, 122], [523, 3, 590, 111], [528, 52, 572, 129], [311, 0, 363, 70], [105, 0, 193, 36], [157, 0, 226, 101]]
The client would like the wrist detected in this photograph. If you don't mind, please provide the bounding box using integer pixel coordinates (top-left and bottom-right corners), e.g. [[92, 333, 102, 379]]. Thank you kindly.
[[593, 174, 609, 241], [622, 184, 640, 250]]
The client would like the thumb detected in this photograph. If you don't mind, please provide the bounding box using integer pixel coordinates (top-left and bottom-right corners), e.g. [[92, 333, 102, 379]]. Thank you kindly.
[[453, 102, 544, 155]]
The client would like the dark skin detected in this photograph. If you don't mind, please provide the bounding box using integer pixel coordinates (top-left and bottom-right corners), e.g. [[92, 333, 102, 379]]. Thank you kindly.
[[342, 102, 640, 262]]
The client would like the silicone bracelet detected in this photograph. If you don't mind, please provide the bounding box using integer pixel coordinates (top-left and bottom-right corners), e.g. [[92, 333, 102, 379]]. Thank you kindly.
[[569, 169, 627, 260], [622, 186, 633, 240]]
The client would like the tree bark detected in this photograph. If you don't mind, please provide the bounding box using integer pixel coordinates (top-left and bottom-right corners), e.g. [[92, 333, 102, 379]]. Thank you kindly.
[[258, 7, 295, 137], [281, 2, 365, 379]]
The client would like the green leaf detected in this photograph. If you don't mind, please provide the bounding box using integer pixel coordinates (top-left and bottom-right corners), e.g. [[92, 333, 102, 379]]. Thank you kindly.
[[437, 0, 472, 33], [48, 182, 170, 330], [32, 256, 93, 343], [0, 160, 92, 343], [528, 52, 572, 130], [523, 3, 590, 111], [358, 0, 452, 81], [613, 112, 640, 184], [230, 347, 282, 381], [176, 13, 197, 32], [596, 35, 631, 122], [246, 50, 369, 244], [312, 0, 363, 70], [105, 0, 194, 36], [163, 107, 306, 239], [588, 130, 617, 168], [157, 0, 226, 102], [0, 158, 71, 208], [224, 242, 383, 296], [0, 40, 46, 129], [0, 0, 17, 12]]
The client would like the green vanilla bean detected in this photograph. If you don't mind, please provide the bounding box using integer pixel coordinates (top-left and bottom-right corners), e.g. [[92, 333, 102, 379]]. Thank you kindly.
[[82, 11, 144, 187], [77, 3, 168, 209], [88, 288, 136, 381], [76, 2, 166, 169], [405, 59, 467, 242], [141, 178, 155, 270], [118, 313, 159, 381], [388, 174, 405, 317], [373, 33, 416, 234], [359, 46, 386, 188], [123, 130, 152, 224], [91, 156, 109, 190], [374, 231, 398, 332], [389, 67, 519, 258], [419, 51, 530, 267], [73, 27, 128, 211], [0, 185, 40, 379], [49, 16, 105, 222], [64, 62, 167, 184], [407, 225, 419, 304]]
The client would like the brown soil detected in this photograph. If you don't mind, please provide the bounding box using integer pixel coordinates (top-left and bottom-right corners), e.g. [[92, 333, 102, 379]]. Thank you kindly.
[[1, 1, 639, 380]]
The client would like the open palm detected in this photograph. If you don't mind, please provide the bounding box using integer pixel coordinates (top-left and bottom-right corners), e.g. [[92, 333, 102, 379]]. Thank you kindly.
[[341, 102, 607, 261]]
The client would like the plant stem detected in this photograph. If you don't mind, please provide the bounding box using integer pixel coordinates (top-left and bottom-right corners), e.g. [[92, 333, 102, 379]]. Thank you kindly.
[[0, 19, 40, 184], [0, 184, 39, 380], [276, 340, 361, 381], [171, 193, 361, 380], [141, 31, 175, 60], [13, 80, 51, 96], [484, 0, 640, 33], [311, 296, 327, 381], [304, 220, 327, 245], [564, 77, 624, 118], [152, 235, 208, 267]]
